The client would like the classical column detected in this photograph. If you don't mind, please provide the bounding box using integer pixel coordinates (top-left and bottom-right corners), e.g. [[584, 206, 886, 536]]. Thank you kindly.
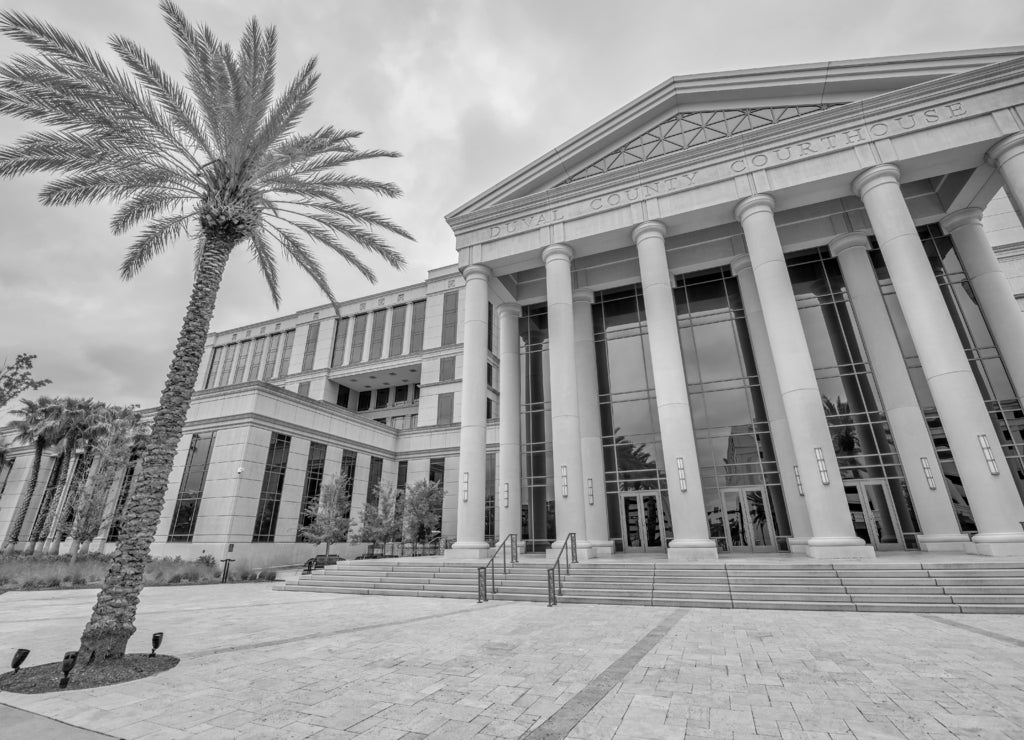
[[731, 256, 812, 551], [542, 244, 592, 559], [988, 132, 1024, 224], [573, 290, 613, 556], [632, 222, 717, 559], [854, 164, 1024, 556], [496, 302, 524, 552], [447, 264, 492, 559], [829, 233, 969, 551], [941, 208, 1024, 401], [735, 195, 873, 559]]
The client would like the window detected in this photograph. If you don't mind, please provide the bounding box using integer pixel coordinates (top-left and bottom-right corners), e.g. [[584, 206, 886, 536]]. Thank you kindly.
[[368, 309, 387, 360], [375, 388, 390, 408], [277, 330, 296, 377], [262, 333, 281, 380], [301, 322, 320, 372], [439, 356, 456, 382], [373, 417, 387, 425], [204, 346, 223, 389], [218, 343, 236, 386], [441, 291, 459, 346], [429, 457, 445, 487], [298, 442, 327, 534], [106, 455, 138, 542], [331, 317, 349, 367], [437, 392, 454, 425], [248, 337, 266, 381], [486, 398, 495, 420], [394, 385, 409, 404], [392, 416, 407, 429], [389, 304, 407, 357], [337, 384, 351, 408], [233, 340, 251, 383], [397, 460, 409, 491], [410, 414, 418, 428], [409, 300, 426, 352], [0, 459, 14, 497], [486, 363, 494, 388], [341, 450, 357, 515], [487, 301, 494, 352], [413, 383, 421, 401], [253, 433, 292, 542], [357, 390, 372, 411], [367, 456, 384, 507], [349, 313, 368, 364], [485, 452, 496, 541], [297, 381, 311, 397], [168, 433, 215, 542]]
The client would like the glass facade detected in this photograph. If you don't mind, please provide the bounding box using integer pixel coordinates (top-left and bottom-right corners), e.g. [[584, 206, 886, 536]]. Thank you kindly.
[[331, 318, 349, 367], [409, 300, 426, 352], [248, 336, 266, 381], [298, 442, 327, 533], [234, 340, 251, 383], [441, 291, 459, 347], [252, 432, 291, 542], [349, 314, 368, 364], [519, 304, 555, 542], [368, 309, 387, 361], [277, 330, 295, 377], [168, 433, 215, 542], [301, 322, 320, 372], [390, 305, 407, 357]]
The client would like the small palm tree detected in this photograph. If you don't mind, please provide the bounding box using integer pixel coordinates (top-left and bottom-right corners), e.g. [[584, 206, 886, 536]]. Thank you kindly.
[[0, 3, 410, 662], [2, 395, 60, 554]]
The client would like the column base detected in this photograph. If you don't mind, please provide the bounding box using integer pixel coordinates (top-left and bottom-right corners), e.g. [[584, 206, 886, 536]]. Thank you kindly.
[[444, 542, 491, 560], [667, 540, 719, 560], [968, 533, 1024, 557], [547, 540, 594, 561], [805, 536, 876, 559], [917, 534, 972, 552], [786, 538, 810, 555], [587, 540, 615, 558]]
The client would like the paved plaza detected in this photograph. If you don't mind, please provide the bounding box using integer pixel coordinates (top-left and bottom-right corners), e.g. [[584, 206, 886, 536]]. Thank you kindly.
[[1, 582, 1024, 739]]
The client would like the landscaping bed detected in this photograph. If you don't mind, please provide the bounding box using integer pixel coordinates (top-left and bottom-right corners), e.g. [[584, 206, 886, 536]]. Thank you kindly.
[[0, 654, 180, 693]]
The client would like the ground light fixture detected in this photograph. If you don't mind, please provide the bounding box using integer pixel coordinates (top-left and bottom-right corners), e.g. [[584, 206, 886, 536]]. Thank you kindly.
[[11, 648, 29, 673], [150, 632, 164, 658], [59, 650, 77, 689]]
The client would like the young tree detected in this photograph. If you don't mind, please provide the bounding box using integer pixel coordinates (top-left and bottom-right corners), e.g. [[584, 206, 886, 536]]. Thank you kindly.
[[0, 354, 51, 410], [402, 479, 444, 543], [297, 474, 349, 558], [0, 3, 410, 662]]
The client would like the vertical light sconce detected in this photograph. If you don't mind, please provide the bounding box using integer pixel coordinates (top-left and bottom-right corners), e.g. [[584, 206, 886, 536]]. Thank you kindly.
[[503, 482, 509, 508], [813, 447, 830, 485], [920, 457, 937, 490], [794, 466, 804, 496], [560, 465, 568, 498], [978, 435, 1000, 475], [587, 478, 594, 505], [462, 472, 469, 501], [675, 457, 687, 493]]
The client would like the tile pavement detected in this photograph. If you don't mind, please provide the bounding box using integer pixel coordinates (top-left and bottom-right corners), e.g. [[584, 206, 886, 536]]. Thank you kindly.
[[1, 582, 1023, 738]]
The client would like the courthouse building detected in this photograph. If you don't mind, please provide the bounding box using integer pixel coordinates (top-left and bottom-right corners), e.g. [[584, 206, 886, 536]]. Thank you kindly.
[[5, 47, 1024, 565]]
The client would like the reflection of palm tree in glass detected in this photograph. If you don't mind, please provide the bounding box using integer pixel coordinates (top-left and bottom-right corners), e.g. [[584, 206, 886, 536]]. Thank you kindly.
[[747, 494, 768, 544], [822, 395, 861, 462], [611, 427, 661, 491]]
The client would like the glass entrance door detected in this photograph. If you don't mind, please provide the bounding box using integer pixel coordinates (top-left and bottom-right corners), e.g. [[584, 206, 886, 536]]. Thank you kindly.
[[619, 493, 667, 552], [844, 480, 904, 550], [721, 487, 776, 552]]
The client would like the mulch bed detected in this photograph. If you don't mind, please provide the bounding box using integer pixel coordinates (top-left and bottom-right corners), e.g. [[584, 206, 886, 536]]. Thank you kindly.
[[0, 654, 179, 693]]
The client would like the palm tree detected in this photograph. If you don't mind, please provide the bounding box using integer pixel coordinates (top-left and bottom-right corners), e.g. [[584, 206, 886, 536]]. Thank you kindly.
[[0, 3, 410, 662], [2, 396, 60, 554]]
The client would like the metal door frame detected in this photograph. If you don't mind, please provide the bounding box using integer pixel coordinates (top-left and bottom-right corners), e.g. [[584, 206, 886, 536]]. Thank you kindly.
[[845, 479, 905, 550], [720, 486, 777, 553], [618, 491, 668, 553]]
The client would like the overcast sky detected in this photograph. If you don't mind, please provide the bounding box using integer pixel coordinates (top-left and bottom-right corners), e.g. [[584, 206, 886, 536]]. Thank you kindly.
[[1, 0, 1022, 417]]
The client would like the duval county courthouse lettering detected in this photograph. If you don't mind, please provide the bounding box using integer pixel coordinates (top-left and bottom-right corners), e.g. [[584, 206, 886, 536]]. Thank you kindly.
[[5, 47, 1024, 567]]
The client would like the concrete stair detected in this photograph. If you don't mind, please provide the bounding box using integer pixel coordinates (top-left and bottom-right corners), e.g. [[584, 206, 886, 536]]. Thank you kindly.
[[275, 558, 1024, 613]]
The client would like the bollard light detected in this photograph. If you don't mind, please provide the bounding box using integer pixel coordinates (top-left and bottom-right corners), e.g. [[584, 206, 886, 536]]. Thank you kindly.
[[11, 648, 29, 674], [150, 632, 164, 658], [59, 650, 78, 689]]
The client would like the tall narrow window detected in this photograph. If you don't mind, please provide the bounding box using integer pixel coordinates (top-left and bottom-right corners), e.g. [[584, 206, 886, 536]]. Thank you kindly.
[[297, 381, 311, 397], [367, 456, 384, 507], [349, 314, 368, 364], [394, 385, 409, 404], [409, 300, 426, 352], [357, 390, 372, 411], [277, 330, 296, 377], [487, 301, 494, 352], [233, 340, 251, 384], [106, 455, 138, 542], [341, 450, 357, 515], [389, 304, 407, 357], [168, 433, 215, 542], [253, 433, 292, 542], [368, 309, 387, 360], [485, 452, 496, 541], [262, 333, 281, 380], [429, 457, 445, 487], [437, 392, 454, 425], [439, 356, 456, 382], [297, 442, 327, 534], [204, 346, 223, 389], [301, 322, 320, 372], [397, 460, 409, 492], [247, 337, 267, 381], [337, 384, 351, 408], [218, 343, 237, 386], [375, 388, 390, 409], [331, 317, 350, 368], [441, 291, 459, 346]]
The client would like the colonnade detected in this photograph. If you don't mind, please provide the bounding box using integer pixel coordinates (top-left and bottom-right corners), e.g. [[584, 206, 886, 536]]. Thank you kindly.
[[449, 133, 1024, 559]]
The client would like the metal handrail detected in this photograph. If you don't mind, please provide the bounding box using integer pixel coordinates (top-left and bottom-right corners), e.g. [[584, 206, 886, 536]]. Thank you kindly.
[[477, 533, 519, 603], [546, 532, 578, 606]]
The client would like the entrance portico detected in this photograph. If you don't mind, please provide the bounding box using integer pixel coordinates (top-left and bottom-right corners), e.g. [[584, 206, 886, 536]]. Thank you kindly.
[[446, 48, 1024, 559]]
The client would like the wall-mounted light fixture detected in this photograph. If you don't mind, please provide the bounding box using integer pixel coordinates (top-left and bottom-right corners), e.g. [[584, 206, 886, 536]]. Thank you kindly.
[[920, 457, 937, 490], [462, 472, 469, 501], [503, 482, 509, 508], [813, 447, 829, 485], [676, 457, 687, 492], [587, 478, 594, 505], [560, 465, 568, 498], [979, 435, 1000, 475], [794, 466, 804, 496]]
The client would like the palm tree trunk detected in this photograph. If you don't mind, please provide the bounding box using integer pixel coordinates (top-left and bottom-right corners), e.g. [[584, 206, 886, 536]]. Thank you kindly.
[[28, 452, 65, 554], [44, 446, 80, 555], [79, 238, 234, 664], [1, 437, 45, 554]]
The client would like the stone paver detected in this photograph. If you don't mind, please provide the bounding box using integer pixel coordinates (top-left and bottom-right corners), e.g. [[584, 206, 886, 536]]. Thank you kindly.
[[1, 582, 1023, 738]]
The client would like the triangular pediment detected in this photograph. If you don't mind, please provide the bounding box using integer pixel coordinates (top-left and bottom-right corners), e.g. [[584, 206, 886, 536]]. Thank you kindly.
[[447, 46, 1024, 226]]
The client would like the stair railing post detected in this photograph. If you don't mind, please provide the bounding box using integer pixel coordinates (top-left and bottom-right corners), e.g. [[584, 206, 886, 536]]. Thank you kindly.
[[570, 532, 577, 565], [477, 566, 487, 603], [547, 567, 556, 606], [512, 534, 519, 563]]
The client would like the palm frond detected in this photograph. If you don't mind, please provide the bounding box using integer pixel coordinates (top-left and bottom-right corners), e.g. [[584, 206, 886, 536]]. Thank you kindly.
[[248, 226, 282, 307], [247, 57, 319, 162], [119, 212, 192, 279], [267, 223, 338, 304], [110, 189, 193, 235]]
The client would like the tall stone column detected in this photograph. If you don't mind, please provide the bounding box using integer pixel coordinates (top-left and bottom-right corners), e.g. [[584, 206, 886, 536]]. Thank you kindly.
[[447, 264, 492, 559], [632, 222, 717, 559], [854, 164, 1024, 556], [542, 245, 592, 558], [735, 195, 873, 559], [496, 302, 524, 552], [988, 132, 1024, 224], [940, 208, 1024, 401], [731, 256, 812, 551], [829, 233, 969, 551], [573, 290, 613, 556]]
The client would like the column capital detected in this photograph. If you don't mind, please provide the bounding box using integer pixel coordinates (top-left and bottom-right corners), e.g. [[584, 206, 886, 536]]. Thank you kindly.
[[631, 220, 667, 243], [828, 231, 871, 259], [729, 254, 752, 275], [939, 207, 984, 234], [852, 163, 901, 199], [461, 263, 493, 281], [541, 243, 573, 264], [572, 289, 595, 304], [734, 193, 776, 223], [496, 301, 522, 320], [986, 132, 1024, 168]]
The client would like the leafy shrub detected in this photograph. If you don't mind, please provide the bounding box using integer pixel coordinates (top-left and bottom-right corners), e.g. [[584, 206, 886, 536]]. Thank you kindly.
[[196, 553, 217, 568], [167, 573, 184, 584]]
